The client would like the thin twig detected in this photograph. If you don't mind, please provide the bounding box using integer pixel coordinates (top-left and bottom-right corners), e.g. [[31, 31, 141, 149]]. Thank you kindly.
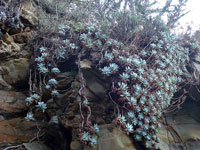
[[29, 132, 45, 143], [2, 145, 22, 150]]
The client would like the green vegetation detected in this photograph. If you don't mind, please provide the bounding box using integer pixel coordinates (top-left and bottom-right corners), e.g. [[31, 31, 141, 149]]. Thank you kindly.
[[22, 0, 200, 149]]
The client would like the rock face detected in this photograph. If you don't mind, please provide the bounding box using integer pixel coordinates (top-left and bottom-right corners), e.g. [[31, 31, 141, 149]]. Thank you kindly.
[[0, 117, 46, 143], [0, 58, 29, 87], [0, 0, 42, 149], [61, 68, 114, 142], [21, 0, 38, 26], [70, 124, 137, 150], [0, 90, 27, 114], [0, 0, 34, 91], [12, 29, 32, 43], [55, 66, 200, 150], [98, 124, 137, 150], [23, 143, 52, 150], [0, 33, 21, 57], [0, 0, 200, 150], [157, 100, 200, 150]]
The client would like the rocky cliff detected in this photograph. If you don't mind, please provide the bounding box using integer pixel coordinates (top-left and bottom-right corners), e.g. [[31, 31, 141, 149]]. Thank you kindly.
[[0, 1, 200, 150]]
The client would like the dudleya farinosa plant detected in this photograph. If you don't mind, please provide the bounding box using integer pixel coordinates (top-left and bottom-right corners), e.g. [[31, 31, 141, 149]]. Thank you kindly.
[[25, 46, 61, 120], [25, 21, 189, 149], [99, 31, 189, 148]]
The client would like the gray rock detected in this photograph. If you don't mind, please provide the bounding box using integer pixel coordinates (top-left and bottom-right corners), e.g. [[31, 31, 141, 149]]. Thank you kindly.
[[0, 90, 27, 115], [98, 124, 137, 150], [157, 100, 200, 150], [23, 143, 52, 150]]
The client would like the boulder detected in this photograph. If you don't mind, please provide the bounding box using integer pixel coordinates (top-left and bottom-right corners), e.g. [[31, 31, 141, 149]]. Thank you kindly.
[[0, 58, 29, 87], [0, 117, 46, 143], [21, 0, 38, 26], [0, 75, 11, 89], [0, 90, 27, 114], [23, 143, 52, 150], [98, 124, 137, 150], [157, 100, 200, 150]]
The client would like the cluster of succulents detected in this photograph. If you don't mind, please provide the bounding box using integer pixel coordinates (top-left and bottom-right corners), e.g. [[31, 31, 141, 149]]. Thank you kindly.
[[25, 93, 42, 120], [79, 124, 99, 148], [25, 46, 61, 120], [0, 11, 6, 21], [0, 0, 24, 28], [98, 30, 188, 148], [27, 21, 189, 149]]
